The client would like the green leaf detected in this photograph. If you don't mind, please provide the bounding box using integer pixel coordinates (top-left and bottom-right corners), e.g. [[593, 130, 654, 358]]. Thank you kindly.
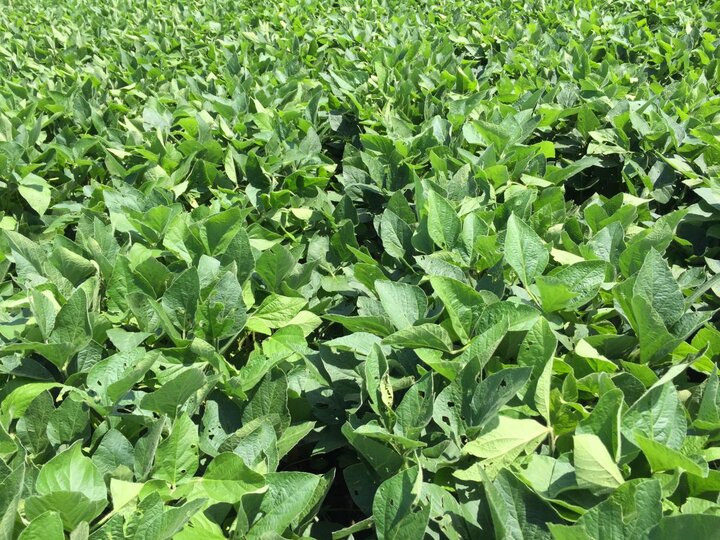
[[395, 374, 433, 439], [635, 435, 708, 477], [1, 382, 62, 422], [154, 414, 199, 485], [461, 365, 532, 436], [46, 397, 90, 447], [426, 190, 461, 250], [486, 469, 564, 540], [573, 433, 624, 493], [375, 280, 427, 330], [549, 479, 662, 540], [196, 453, 266, 503], [246, 294, 305, 334], [621, 382, 686, 460], [16, 391, 53, 456], [535, 261, 606, 312], [505, 213, 549, 287], [244, 472, 329, 539], [576, 389, 623, 462], [25, 492, 105, 533], [141, 368, 205, 417], [696, 367, 720, 429], [430, 276, 487, 342], [35, 442, 106, 501], [365, 344, 394, 427], [380, 209, 413, 259], [0, 463, 25, 540], [93, 429, 135, 477], [134, 416, 165, 481], [18, 511, 64, 540], [454, 317, 509, 373], [649, 515, 720, 539], [18, 173, 52, 216], [462, 416, 549, 477], [162, 267, 200, 332], [373, 466, 430, 540], [26, 442, 107, 530], [383, 324, 453, 352], [631, 296, 681, 364], [518, 317, 557, 374], [633, 249, 685, 327]]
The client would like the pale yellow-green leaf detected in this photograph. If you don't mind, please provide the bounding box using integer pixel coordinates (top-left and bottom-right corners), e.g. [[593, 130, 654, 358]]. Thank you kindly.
[[574, 433, 624, 492]]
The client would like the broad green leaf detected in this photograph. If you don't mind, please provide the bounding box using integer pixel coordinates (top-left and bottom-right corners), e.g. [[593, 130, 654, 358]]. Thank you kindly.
[[649, 515, 720, 539], [153, 414, 199, 485], [535, 261, 606, 312], [576, 389, 623, 462], [696, 367, 720, 429], [46, 397, 90, 447], [93, 429, 135, 477], [18, 173, 51, 216], [18, 511, 64, 540], [549, 479, 662, 540], [0, 463, 24, 540], [505, 213, 549, 287], [244, 472, 329, 539], [140, 368, 205, 417], [1, 382, 62, 421], [534, 358, 554, 423], [633, 249, 685, 327], [373, 466, 430, 540], [25, 492, 105, 533], [383, 323, 453, 352], [621, 382, 686, 461], [195, 453, 266, 503], [426, 190, 461, 250], [365, 344, 394, 427], [375, 280, 427, 330], [430, 276, 487, 342], [380, 209, 413, 259], [573, 433, 624, 493], [27, 442, 107, 530], [246, 294, 304, 334], [462, 416, 549, 477], [162, 267, 200, 332], [486, 469, 564, 540], [454, 317, 509, 372], [518, 317, 557, 374], [631, 296, 681, 364], [35, 442, 106, 502], [461, 365, 532, 436], [635, 435, 708, 477], [16, 391, 53, 456], [395, 373, 433, 439]]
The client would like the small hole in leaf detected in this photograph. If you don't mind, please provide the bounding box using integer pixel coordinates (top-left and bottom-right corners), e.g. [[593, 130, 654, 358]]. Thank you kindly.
[[447, 401, 455, 408], [389, 499, 395, 507], [418, 391, 426, 399]]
